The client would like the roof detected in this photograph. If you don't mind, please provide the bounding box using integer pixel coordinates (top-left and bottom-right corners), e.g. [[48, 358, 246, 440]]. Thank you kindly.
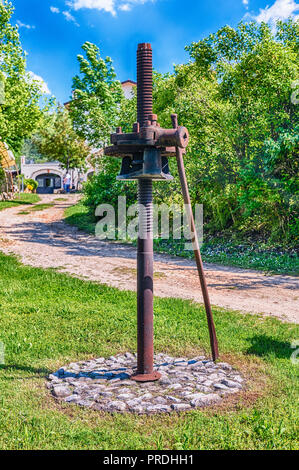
[[121, 80, 137, 86]]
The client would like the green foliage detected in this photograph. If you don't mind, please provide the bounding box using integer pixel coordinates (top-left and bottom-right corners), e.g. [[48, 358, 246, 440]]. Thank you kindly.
[[0, 251, 298, 449], [70, 42, 124, 147], [0, 166, 5, 188], [34, 106, 90, 171], [0, 1, 44, 153], [184, 20, 299, 243], [83, 159, 136, 211], [20, 138, 48, 164], [24, 178, 38, 191]]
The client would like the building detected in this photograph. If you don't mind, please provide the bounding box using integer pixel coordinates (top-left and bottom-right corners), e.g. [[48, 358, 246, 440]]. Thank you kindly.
[[20, 157, 96, 194], [121, 80, 136, 99], [21, 80, 136, 194]]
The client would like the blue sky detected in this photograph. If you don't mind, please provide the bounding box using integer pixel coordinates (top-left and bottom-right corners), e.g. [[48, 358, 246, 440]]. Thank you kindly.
[[10, 0, 299, 103]]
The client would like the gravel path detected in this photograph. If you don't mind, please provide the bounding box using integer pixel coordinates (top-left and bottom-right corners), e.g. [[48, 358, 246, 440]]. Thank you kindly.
[[0, 194, 298, 324]]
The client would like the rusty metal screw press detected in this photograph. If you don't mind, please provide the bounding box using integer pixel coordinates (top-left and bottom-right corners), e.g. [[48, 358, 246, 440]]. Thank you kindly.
[[135, 43, 160, 381], [104, 43, 219, 382]]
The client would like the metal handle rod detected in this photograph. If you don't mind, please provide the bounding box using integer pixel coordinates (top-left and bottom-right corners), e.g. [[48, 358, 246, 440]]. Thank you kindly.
[[171, 115, 219, 361]]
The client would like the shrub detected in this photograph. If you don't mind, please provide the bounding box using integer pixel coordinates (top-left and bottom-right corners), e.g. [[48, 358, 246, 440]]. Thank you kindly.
[[24, 178, 38, 193]]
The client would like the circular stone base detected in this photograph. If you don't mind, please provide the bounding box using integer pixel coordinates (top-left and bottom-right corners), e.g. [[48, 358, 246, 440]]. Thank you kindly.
[[47, 353, 245, 414]]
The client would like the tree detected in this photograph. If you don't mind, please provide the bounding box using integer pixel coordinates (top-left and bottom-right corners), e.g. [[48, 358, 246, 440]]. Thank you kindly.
[[185, 19, 299, 239], [34, 106, 90, 172], [70, 42, 124, 148], [0, 0, 44, 153]]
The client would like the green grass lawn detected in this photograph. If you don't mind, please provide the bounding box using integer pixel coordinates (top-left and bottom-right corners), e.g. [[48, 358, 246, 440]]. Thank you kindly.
[[0, 193, 40, 211], [64, 202, 299, 276], [18, 203, 54, 215], [0, 252, 298, 450]]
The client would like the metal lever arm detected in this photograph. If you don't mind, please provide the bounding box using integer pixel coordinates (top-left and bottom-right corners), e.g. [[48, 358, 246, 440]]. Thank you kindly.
[[171, 114, 219, 361]]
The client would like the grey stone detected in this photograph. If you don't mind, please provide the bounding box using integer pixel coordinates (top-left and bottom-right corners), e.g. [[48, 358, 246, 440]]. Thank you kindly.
[[118, 380, 134, 387], [138, 393, 153, 400], [165, 395, 182, 403], [217, 362, 232, 371], [168, 383, 182, 390], [171, 403, 192, 412], [78, 377, 92, 382], [153, 396, 168, 405], [209, 373, 222, 380], [108, 401, 127, 412], [128, 405, 144, 414], [109, 378, 121, 384], [52, 385, 72, 398], [92, 403, 106, 411], [195, 385, 212, 393], [213, 383, 230, 391], [77, 399, 94, 407], [65, 394, 79, 403], [95, 358, 105, 364], [115, 387, 132, 393], [232, 375, 244, 383], [192, 375, 207, 383], [190, 393, 221, 408], [203, 380, 213, 387], [179, 391, 193, 398], [50, 378, 62, 385], [98, 391, 114, 398], [146, 404, 171, 413], [188, 392, 210, 400], [221, 379, 242, 389], [117, 393, 135, 400], [127, 398, 142, 407], [190, 365, 206, 371], [159, 377, 171, 385], [48, 373, 59, 381]]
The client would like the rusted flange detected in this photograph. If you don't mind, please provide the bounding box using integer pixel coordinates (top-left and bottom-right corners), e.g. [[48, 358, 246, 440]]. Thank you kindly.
[[131, 371, 162, 383]]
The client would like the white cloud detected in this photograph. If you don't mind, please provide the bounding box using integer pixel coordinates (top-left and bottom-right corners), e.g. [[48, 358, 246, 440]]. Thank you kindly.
[[69, 0, 117, 15], [254, 0, 299, 24], [68, 0, 155, 16], [242, 0, 249, 9], [119, 3, 131, 11], [63, 10, 80, 25], [28, 72, 51, 95], [50, 5, 80, 26], [50, 6, 60, 13], [16, 20, 35, 29]]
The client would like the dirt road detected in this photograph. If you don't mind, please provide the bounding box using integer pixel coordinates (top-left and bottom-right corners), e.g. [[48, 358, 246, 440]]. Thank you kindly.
[[0, 194, 298, 323]]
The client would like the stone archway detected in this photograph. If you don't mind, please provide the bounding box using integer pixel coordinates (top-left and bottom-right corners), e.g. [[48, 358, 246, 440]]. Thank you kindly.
[[35, 173, 62, 194]]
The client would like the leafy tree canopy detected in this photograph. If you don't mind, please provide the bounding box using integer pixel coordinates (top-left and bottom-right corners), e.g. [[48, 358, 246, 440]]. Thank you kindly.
[[70, 42, 124, 148], [34, 106, 90, 171], [0, 0, 45, 153]]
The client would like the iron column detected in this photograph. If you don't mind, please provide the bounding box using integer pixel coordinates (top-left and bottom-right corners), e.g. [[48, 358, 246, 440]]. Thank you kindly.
[[132, 44, 161, 382]]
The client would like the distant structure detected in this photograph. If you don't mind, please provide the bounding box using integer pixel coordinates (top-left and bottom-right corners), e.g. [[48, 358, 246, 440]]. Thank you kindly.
[[21, 80, 136, 194], [121, 80, 136, 99], [20, 157, 96, 194]]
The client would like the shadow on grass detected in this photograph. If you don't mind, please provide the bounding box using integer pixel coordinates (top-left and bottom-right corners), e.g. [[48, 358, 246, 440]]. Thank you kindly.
[[246, 334, 293, 359], [0, 364, 51, 377], [2, 200, 33, 206]]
